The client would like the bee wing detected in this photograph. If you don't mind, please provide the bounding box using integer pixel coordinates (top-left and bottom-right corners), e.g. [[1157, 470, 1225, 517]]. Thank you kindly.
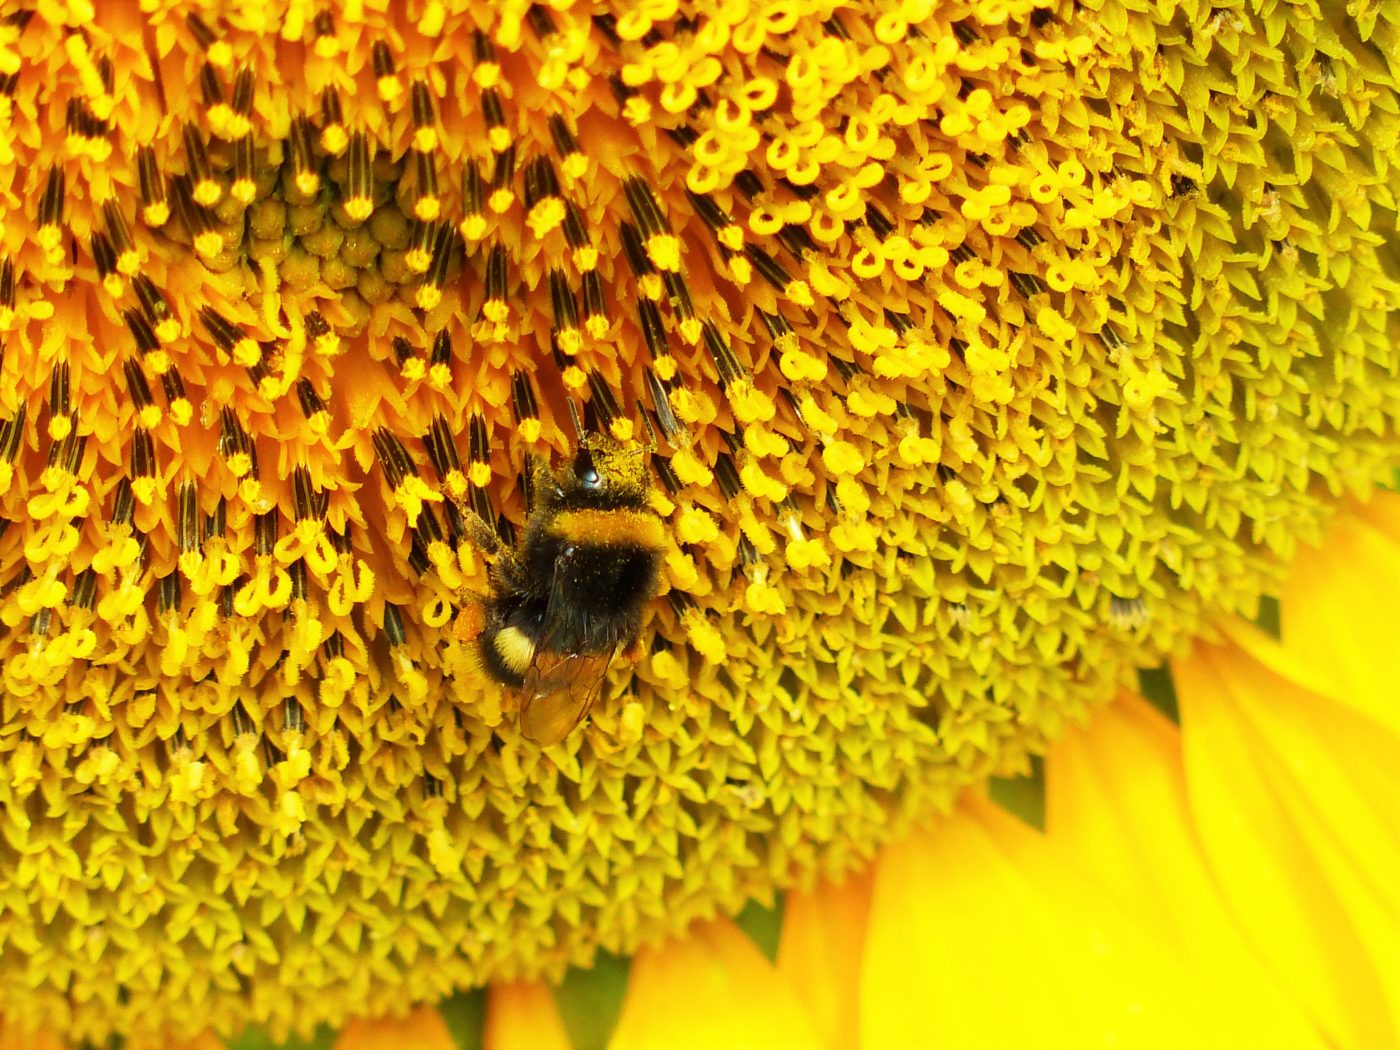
[[519, 648, 614, 746]]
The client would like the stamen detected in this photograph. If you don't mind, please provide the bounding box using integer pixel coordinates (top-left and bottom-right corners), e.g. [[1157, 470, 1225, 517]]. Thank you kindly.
[[101, 200, 139, 276], [619, 221, 660, 300], [412, 149, 441, 222], [638, 299, 676, 382], [0, 258, 13, 326], [548, 115, 587, 180], [319, 87, 347, 155], [199, 307, 261, 368], [218, 409, 254, 478], [312, 10, 339, 58], [586, 373, 632, 441], [428, 330, 453, 389], [702, 320, 746, 390], [200, 62, 232, 135], [182, 123, 220, 207], [623, 175, 680, 272], [91, 232, 123, 297], [129, 427, 158, 503], [523, 155, 564, 237], [581, 268, 608, 337], [646, 369, 685, 441], [371, 39, 401, 102], [160, 368, 191, 425], [548, 270, 582, 355], [410, 80, 438, 153], [423, 413, 467, 497], [467, 413, 492, 488], [459, 161, 485, 240], [122, 359, 161, 429], [415, 223, 455, 310], [176, 481, 198, 553], [289, 114, 321, 197], [489, 143, 516, 213], [37, 166, 65, 250], [70, 568, 96, 611], [342, 130, 374, 224], [481, 243, 509, 324], [405, 220, 436, 274], [170, 176, 223, 259], [226, 65, 253, 138], [231, 135, 256, 205], [510, 371, 542, 442], [472, 29, 501, 88]]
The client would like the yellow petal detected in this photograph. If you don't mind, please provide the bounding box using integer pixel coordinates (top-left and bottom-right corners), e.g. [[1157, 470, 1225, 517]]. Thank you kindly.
[[485, 981, 570, 1050], [861, 794, 1289, 1048], [1174, 625, 1400, 1047], [334, 1004, 457, 1050], [1044, 693, 1323, 1045], [610, 917, 822, 1050], [775, 867, 874, 1050], [1278, 493, 1400, 736]]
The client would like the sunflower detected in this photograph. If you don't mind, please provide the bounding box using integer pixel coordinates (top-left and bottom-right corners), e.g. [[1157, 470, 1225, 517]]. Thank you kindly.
[[0, 0, 1397, 1047]]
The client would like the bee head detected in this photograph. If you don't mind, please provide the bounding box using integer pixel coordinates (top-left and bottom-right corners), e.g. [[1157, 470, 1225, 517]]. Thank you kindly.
[[554, 434, 650, 506]]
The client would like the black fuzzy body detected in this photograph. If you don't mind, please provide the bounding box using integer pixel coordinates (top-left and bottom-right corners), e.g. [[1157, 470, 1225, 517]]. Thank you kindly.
[[478, 468, 664, 688]]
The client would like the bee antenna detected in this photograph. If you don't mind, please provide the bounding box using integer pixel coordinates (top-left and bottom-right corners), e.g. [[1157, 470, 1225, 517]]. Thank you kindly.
[[636, 410, 660, 454], [564, 397, 586, 441]]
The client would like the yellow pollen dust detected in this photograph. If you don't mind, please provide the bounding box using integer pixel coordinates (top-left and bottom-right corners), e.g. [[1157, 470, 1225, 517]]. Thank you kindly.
[[0, 0, 1399, 1046]]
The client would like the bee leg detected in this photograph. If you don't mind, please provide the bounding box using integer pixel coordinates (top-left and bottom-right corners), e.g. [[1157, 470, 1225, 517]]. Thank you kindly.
[[530, 453, 562, 505], [459, 509, 503, 558], [617, 637, 646, 666], [452, 599, 486, 643]]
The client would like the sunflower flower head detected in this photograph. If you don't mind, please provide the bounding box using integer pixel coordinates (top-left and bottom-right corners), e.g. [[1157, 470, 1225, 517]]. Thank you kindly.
[[2, 0, 1398, 1043]]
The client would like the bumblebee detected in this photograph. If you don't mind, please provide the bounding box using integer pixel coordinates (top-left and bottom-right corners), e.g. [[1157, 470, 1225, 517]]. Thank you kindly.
[[459, 433, 665, 745]]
